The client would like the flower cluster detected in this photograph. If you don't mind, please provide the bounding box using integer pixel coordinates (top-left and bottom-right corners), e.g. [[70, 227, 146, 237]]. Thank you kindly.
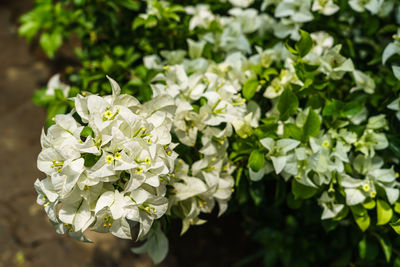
[[148, 58, 249, 233], [35, 77, 177, 241]]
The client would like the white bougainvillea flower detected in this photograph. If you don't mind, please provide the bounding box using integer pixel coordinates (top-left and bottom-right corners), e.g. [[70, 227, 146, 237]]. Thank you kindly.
[[341, 155, 399, 206], [185, 4, 215, 30], [354, 129, 388, 157], [350, 70, 375, 94], [382, 35, 400, 65], [353, 155, 399, 203], [349, 0, 382, 14], [229, 0, 254, 8], [264, 69, 298, 98], [388, 97, 400, 120], [311, 0, 339, 15], [319, 45, 355, 80], [275, 0, 313, 23], [260, 137, 300, 174], [45, 73, 70, 97], [34, 178, 59, 222], [318, 192, 344, 220], [273, 18, 301, 39]]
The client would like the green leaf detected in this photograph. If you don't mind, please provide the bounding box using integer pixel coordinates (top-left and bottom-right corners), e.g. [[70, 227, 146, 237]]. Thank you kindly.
[[242, 79, 259, 100], [377, 199, 393, 225], [291, 180, 317, 199], [132, 223, 169, 264], [145, 15, 158, 28], [132, 17, 146, 29], [390, 218, 400, 234], [284, 39, 298, 55], [362, 199, 376, 210], [302, 109, 321, 141], [286, 193, 302, 209], [283, 123, 303, 140], [262, 68, 278, 80], [351, 206, 370, 232], [395, 202, 400, 214], [341, 100, 364, 117], [39, 31, 63, 58], [248, 149, 265, 172], [46, 103, 67, 127], [54, 89, 65, 101], [278, 88, 299, 121], [80, 126, 94, 138], [82, 153, 101, 168], [394, 257, 400, 267], [114, 0, 140, 10], [32, 89, 54, 106], [295, 30, 313, 58], [387, 134, 400, 158], [359, 237, 380, 261], [322, 99, 344, 116], [18, 21, 41, 41], [73, 0, 86, 6], [359, 237, 366, 259], [249, 182, 265, 206], [374, 233, 391, 262]]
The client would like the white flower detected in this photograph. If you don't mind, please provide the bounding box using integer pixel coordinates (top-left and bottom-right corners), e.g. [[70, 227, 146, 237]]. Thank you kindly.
[[228, 8, 261, 34], [318, 192, 344, 220], [260, 137, 300, 174], [355, 129, 388, 157], [275, 0, 314, 23], [309, 32, 334, 56], [342, 155, 399, 206], [349, 0, 382, 14], [229, 0, 254, 8], [350, 70, 375, 94], [186, 4, 215, 30], [45, 74, 70, 97], [311, 0, 339, 15], [273, 18, 301, 39], [263, 69, 298, 98], [382, 29, 400, 64], [319, 45, 355, 80], [388, 97, 400, 120]]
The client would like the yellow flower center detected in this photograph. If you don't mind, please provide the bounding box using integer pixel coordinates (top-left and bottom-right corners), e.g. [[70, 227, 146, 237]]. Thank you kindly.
[[104, 110, 113, 119], [322, 140, 330, 148], [114, 152, 122, 160], [105, 155, 114, 164], [145, 157, 151, 165], [362, 183, 370, 192]]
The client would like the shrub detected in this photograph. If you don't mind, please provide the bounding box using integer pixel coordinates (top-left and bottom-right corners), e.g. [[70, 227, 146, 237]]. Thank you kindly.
[[20, 0, 400, 265]]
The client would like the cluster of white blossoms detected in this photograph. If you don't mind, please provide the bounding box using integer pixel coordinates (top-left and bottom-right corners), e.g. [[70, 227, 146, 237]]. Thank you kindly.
[[250, 107, 399, 220], [35, 77, 178, 241], [147, 55, 252, 233]]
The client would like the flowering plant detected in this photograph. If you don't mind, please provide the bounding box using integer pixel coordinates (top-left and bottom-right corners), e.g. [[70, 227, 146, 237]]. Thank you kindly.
[[21, 0, 400, 265]]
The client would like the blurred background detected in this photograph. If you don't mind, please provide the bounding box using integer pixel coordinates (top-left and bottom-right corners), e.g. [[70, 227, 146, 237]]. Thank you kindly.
[[0, 1, 256, 266]]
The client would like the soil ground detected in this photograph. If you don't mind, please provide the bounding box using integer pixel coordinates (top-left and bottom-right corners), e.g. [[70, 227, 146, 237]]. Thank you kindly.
[[0, 1, 258, 266]]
